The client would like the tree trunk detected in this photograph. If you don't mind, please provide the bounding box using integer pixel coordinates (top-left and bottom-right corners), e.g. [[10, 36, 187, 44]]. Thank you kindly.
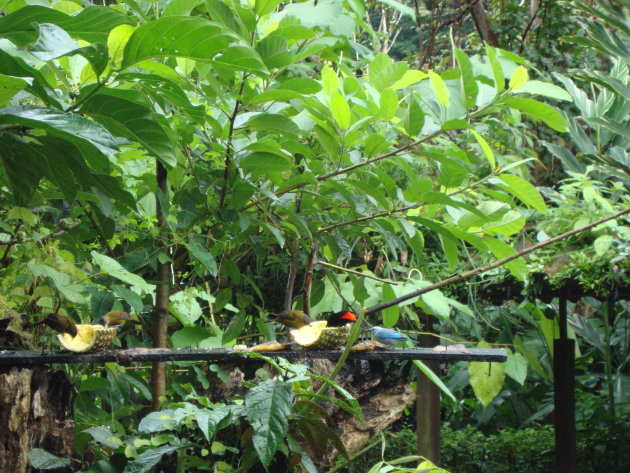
[[0, 367, 74, 473], [151, 160, 171, 410], [467, 0, 499, 46]]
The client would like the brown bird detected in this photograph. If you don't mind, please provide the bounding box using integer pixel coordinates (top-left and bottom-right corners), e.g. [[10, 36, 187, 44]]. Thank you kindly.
[[30, 314, 78, 338], [101, 310, 131, 328], [269, 310, 314, 329]]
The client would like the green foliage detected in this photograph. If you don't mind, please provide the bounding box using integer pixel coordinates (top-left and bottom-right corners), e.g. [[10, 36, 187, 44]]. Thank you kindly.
[[335, 421, 630, 473], [72, 357, 357, 472], [0, 0, 627, 471]]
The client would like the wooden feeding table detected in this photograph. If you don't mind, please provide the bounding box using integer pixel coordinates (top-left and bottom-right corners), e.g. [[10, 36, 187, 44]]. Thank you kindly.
[[0, 346, 507, 367]]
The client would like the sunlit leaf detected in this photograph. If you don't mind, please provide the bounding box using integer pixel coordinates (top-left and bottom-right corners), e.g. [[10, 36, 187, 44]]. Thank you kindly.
[[469, 342, 506, 407]]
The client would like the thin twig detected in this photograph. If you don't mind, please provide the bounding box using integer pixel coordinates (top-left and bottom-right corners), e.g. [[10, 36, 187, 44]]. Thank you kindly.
[[366, 207, 630, 315], [219, 76, 248, 209], [518, 1, 541, 54], [318, 173, 486, 233], [284, 240, 299, 311], [316, 260, 399, 285], [0, 227, 69, 246], [303, 241, 320, 315], [76, 201, 114, 256]]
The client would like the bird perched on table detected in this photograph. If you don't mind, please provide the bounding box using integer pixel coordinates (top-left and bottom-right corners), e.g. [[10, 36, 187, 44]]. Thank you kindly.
[[269, 310, 314, 329], [30, 314, 78, 338], [326, 310, 358, 327], [369, 326, 414, 346], [101, 310, 131, 328]]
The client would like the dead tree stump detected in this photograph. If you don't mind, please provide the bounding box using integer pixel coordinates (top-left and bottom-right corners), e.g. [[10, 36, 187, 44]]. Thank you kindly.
[[0, 367, 75, 472]]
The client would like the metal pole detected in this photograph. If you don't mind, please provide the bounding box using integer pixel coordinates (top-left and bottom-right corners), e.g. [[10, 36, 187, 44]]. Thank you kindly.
[[554, 286, 576, 473]]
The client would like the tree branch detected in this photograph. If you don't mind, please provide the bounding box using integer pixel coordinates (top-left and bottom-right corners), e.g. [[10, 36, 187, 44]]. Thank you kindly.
[[365, 207, 630, 315], [240, 128, 444, 212], [316, 260, 399, 285]]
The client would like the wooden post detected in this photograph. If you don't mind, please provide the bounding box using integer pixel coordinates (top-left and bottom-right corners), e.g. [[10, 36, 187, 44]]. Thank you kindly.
[[416, 314, 441, 465], [554, 287, 576, 473]]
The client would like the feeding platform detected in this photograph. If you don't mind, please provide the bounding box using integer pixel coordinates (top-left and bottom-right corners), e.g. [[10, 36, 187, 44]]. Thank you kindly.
[[0, 346, 506, 367]]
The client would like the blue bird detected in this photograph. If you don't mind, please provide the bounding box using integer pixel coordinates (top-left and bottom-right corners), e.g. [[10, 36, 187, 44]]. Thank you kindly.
[[370, 326, 414, 346]]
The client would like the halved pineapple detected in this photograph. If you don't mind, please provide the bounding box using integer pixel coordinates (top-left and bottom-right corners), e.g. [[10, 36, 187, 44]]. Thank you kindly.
[[290, 321, 351, 349], [57, 324, 117, 353]]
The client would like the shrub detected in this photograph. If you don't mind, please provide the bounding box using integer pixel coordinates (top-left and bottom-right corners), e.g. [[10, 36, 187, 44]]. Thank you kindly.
[[333, 421, 630, 473]]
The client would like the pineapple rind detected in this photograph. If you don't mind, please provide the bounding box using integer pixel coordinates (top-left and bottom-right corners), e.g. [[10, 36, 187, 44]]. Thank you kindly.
[[57, 324, 117, 353]]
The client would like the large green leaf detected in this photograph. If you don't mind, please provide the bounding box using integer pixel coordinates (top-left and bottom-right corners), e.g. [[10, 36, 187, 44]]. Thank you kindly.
[[381, 283, 398, 327], [27, 262, 87, 303], [255, 0, 283, 16], [471, 131, 495, 169], [20, 137, 78, 202], [211, 45, 267, 74], [0, 50, 60, 107], [404, 94, 425, 136], [0, 106, 118, 154], [170, 289, 203, 326], [455, 48, 478, 108], [247, 113, 300, 136], [30, 22, 78, 61], [27, 449, 71, 470], [240, 152, 292, 178], [505, 350, 528, 385], [0, 74, 29, 105], [186, 238, 218, 276], [205, 0, 248, 38], [369, 54, 407, 92], [485, 45, 505, 92], [428, 70, 449, 107], [80, 88, 177, 168], [28, 23, 109, 76], [516, 80, 572, 101], [255, 35, 293, 69], [245, 379, 292, 468], [124, 445, 180, 473], [117, 72, 204, 122], [194, 405, 231, 441], [0, 134, 43, 205], [413, 360, 456, 403], [483, 237, 528, 281], [0, 5, 133, 45], [91, 251, 154, 294], [330, 90, 350, 129], [468, 342, 506, 407], [497, 174, 547, 213], [0, 133, 131, 207], [502, 97, 568, 132], [122, 16, 237, 67]]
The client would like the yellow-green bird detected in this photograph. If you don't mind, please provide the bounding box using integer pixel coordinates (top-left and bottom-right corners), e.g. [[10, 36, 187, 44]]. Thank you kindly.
[[101, 310, 131, 328], [269, 310, 314, 329]]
